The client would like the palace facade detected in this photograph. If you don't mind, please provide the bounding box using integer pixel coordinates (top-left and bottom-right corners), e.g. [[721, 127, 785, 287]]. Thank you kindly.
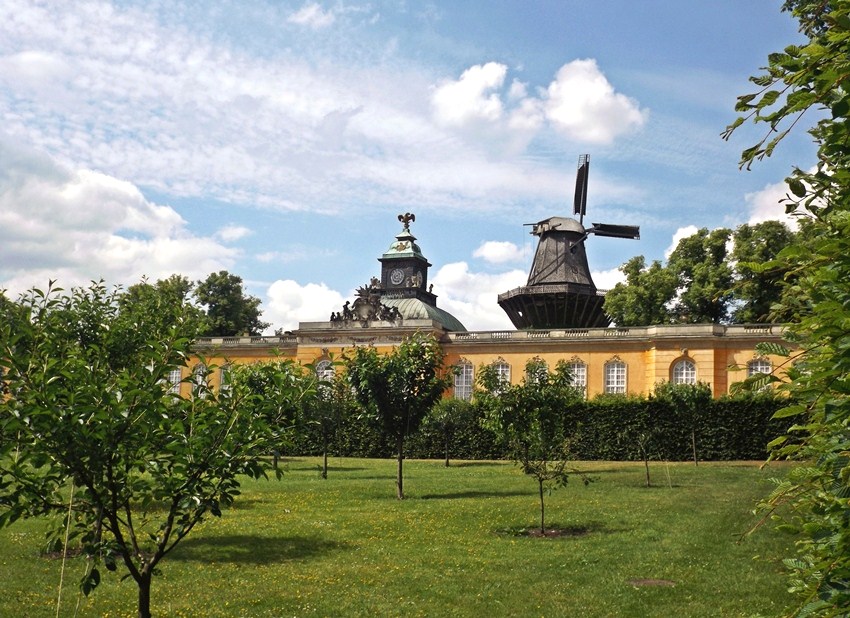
[[184, 214, 787, 400]]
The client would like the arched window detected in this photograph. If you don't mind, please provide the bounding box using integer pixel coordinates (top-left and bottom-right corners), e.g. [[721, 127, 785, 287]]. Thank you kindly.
[[566, 359, 587, 397], [672, 359, 697, 385], [747, 358, 771, 377], [315, 359, 335, 381], [604, 360, 627, 394], [454, 360, 474, 401]]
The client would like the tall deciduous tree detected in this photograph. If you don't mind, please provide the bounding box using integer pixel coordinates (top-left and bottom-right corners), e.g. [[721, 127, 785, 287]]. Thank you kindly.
[[668, 227, 734, 323], [604, 256, 678, 326], [345, 333, 452, 499], [195, 270, 269, 336], [477, 359, 589, 534], [729, 221, 797, 323], [0, 281, 281, 618], [723, 1, 850, 614]]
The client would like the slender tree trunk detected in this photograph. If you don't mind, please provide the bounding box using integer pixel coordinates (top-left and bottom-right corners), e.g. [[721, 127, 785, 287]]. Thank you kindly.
[[137, 572, 152, 618], [396, 433, 405, 500], [321, 431, 328, 479], [538, 478, 545, 535], [644, 456, 651, 487], [444, 432, 450, 467], [691, 430, 698, 466]]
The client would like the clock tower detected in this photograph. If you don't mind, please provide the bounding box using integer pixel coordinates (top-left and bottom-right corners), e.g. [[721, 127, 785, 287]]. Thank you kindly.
[[378, 212, 436, 305]]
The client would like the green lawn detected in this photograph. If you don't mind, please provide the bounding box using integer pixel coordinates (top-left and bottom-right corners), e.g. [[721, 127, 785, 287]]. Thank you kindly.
[[0, 458, 795, 617]]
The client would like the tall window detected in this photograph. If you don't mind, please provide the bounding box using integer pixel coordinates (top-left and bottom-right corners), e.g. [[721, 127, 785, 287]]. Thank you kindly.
[[604, 360, 627, 394], [167, 368, 182, 395], [192, 363, 209, 398], [747, 358, 771, 377], [454, 360, 474, 401], [672, 359, 697, 385], [219, 365, 232, 395], [566, 360, 587, 397], [493, 360, 511, 391], [526, 357, 548, 384]]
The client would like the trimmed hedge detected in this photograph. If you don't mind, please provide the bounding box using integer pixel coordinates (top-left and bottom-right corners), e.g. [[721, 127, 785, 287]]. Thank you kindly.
[[290, 392, 793, 462]]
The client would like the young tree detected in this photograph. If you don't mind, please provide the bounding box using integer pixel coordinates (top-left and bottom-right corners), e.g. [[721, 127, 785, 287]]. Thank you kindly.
[[478, 359, 589, 535], [652, 381, 713, 467], [300, 364, 351, 479], [723, 2, 850, 614], [345, 333, 452, 499], [194, 270, 270, 336], [229, 357, 317, 471], [0, 282, 282, 618], [424, 398, 472, 467]]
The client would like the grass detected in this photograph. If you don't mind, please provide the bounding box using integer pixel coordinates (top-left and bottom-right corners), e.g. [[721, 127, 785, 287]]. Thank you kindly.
[[0, 458, 795, 617]]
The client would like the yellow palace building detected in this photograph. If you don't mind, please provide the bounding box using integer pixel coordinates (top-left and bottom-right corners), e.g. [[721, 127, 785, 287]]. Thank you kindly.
[[186, 212, 787, 400]]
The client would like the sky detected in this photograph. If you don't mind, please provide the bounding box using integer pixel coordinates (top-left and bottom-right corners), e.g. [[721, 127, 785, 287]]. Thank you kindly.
[[0, 0, 817, 332]]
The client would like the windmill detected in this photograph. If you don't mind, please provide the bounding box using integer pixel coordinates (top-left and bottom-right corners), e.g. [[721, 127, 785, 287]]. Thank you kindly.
[[497, 155, 640, 329]]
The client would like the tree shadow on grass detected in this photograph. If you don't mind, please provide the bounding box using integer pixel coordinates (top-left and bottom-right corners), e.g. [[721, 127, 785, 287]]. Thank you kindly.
[[496, 520, 614, 539], [170, 534, 350, 565], [420, 489, 533, 500]]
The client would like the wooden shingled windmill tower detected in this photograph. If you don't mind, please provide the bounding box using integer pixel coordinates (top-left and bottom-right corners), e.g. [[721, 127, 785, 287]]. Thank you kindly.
[[498, 155, 640, 329]]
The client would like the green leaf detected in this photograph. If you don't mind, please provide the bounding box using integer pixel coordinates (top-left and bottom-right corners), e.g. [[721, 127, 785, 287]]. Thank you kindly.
[[772, 404, 806, 419]]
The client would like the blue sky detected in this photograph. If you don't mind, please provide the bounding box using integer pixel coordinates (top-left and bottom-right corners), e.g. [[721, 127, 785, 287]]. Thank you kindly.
[[0, 1, 814, 331]]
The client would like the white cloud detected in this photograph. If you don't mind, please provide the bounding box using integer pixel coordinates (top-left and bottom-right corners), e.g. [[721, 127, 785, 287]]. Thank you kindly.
[[744, 180, 800, 229], [472, 240, 530, 264], [215, 224, 252, 242], [431, 261, 526, 331], [591, 267, 626, 291], [0, 137, 238, 296], [288, 3, 335, 29], [431, 62, 507, 127], [664, 225, 699, 259], [544, 59, 648, 144], [264, 279, 345, 332]]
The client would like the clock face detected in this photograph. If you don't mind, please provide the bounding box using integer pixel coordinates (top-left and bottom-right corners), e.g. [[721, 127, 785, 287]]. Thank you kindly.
[[390, 268, 405, 285]]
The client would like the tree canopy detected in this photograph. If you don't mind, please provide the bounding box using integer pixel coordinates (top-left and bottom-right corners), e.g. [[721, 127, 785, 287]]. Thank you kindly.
[[194, 270, 270, 336], [604, 223, 797, 326], [724, 1, 850, 614], [0, 281, 282, 618], [345, 333, 452, 499]]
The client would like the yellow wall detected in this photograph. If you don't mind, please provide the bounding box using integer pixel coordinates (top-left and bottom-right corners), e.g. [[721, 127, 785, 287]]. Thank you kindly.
[[179, 322, 789, 399]]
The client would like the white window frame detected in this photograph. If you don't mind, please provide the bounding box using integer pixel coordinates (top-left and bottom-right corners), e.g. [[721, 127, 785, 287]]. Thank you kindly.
[[493, 360, 511, 391], [672, 359, 697, 385], [747, 358, 771, 377], [604, 361, 627, 394], [454, 361, 474, 401], [567, 360, 587, 397], [167, 368, 182, 395]]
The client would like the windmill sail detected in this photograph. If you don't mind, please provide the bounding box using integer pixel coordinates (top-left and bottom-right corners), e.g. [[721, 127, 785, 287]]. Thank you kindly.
[[573, 154, 589, 222]]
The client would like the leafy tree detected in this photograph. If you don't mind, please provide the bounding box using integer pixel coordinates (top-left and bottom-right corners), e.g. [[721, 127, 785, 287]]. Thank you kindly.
[[724, 1, 850, 614], [652, 381, 713, 466], [729, 221, 797, 323], [477, 359, 589, 534], [345, 333, 452, 499], [229, 357, 317, 471], [0, 281, 281, 618], [301, 363, 351, 479], [423, 398, 472, 467], [668, 227, 734, 323], [195, 270, 270, 336], [604, 256, 678, 326]]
